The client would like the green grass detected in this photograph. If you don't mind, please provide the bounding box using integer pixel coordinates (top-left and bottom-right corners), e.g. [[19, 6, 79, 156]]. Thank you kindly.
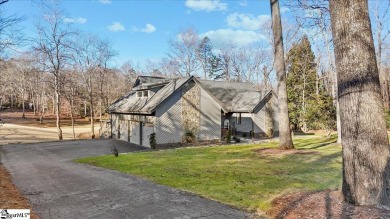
[[76, 135, 342, 212]]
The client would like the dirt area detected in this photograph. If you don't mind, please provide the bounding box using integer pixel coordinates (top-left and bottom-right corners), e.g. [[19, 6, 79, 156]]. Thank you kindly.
[[0, 165, 40, 219], [268, 190, 390, 219], [0, 108, 106, 145], [252, 148, 319, 155], [0, 108, 94, 128]]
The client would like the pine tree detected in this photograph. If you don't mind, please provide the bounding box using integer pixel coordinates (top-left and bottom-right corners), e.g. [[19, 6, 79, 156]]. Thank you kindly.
[[286, 35, 317, 132]]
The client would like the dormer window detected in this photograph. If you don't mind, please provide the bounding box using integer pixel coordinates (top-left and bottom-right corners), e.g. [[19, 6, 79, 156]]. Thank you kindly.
[[137, 90, 149, 98]]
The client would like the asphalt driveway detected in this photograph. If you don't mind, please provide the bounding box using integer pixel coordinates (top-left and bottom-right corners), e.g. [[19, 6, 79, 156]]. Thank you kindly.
[[1, 140, 248, 219]]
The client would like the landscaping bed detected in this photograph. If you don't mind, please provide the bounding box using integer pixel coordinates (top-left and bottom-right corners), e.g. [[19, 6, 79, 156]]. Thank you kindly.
[[0, 165, 39, 219]]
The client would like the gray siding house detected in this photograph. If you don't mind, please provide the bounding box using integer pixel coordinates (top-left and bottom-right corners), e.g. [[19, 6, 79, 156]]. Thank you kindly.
[[108, 76, 278, 148]]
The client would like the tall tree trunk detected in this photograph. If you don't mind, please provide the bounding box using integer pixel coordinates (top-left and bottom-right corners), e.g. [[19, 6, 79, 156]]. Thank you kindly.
[[21, 90, 25, 118], [40, 90, 44, 124], [89, 76, 95, 139], [329, 0, 390, 208], [90, 94, 95, 139], [270, 0, 294, 149], [33, 98, 36, 116], [70, 100, 75, 139], [54, 76, 63, 140], [52, 96, 55, 115], [84, 100, 87, 117]]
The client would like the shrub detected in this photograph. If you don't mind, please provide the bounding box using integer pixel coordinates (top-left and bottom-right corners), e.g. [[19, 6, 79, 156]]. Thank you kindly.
[[266, 128, 274, 138], [225, 129, 232, 143], [234, 136, 240, 143], [150, 133, 156, 149], [184, 130, 195, 143]]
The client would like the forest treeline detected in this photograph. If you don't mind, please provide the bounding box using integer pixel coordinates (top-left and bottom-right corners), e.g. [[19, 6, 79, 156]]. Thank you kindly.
[[0, 1, 389, 138]]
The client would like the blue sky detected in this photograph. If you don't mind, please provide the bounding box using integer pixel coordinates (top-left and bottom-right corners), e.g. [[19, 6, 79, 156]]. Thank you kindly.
[[3, 0, 278, 67]]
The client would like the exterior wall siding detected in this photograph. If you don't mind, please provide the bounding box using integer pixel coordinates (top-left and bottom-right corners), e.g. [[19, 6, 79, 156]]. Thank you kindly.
[[155, 90, 183, 144], [253, 94, 278, 135], [199, 88, 221, 141]]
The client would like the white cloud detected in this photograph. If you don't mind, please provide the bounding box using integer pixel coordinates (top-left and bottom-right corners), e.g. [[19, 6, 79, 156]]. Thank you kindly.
[[185, 0, 227, 12], [107, 22, 125, 32], [199, 29, 266, 48], [63, 17, 87, 24], [226, 13, 270, 31], [238, 0, 247, 6], [140, 24, 156, 33], [99, 0, 112, 4], [132, 24, 156, 33], [280, 6, 290, 14]]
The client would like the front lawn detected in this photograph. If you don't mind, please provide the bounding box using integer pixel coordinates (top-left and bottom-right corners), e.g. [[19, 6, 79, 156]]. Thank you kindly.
[[76, 135, 342, 213]]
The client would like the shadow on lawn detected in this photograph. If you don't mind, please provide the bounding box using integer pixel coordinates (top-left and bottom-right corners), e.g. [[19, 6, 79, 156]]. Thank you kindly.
[[296, 137, 337, 149], [292, 131, 315, 136]]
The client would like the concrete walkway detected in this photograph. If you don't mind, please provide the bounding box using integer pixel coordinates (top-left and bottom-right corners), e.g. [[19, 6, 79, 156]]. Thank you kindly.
[[1, 140, 248, 219]]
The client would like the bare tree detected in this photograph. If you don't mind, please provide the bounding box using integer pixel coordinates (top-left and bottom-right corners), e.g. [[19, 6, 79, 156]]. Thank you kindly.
[[329, 0, 390, 208], [167, 27, 200, 77], [270, 0, 294, 149], [372, 0, 390, 108], [35, 6, 75, 140], [197, 36, 213, 79], [96, 40, 116, 136], [72, 35, 109, 139], [0, 8, 24, 57]]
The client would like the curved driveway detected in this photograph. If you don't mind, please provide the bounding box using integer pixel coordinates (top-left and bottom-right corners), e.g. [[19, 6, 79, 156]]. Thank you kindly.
[[1, 139, 248, 219]]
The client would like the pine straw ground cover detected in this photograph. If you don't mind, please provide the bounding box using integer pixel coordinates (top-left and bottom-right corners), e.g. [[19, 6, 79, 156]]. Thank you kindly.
[[0, 165, 40, 219], [76, 135, 390, 218]]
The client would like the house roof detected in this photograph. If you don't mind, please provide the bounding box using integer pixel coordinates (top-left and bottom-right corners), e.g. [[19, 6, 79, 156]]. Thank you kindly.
[[108, 76, 192, 114], [132, 76, 172, 90], [196, 79, 272, 112], [108, 76, 272, 114]]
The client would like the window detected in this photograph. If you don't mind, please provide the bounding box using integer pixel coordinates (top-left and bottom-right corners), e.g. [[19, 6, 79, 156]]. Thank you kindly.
[[137, 90, 149, 98], [236, 113, 242, 125], [143, 90, 149, 98]]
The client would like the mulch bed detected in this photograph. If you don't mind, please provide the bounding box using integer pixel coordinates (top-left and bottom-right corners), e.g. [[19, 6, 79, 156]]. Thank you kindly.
[[0, 165, 40, 219], [267, 190, 390, 219]]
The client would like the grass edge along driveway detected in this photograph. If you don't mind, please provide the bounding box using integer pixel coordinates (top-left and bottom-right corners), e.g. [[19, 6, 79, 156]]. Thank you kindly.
[[76, 135, 342, 214]]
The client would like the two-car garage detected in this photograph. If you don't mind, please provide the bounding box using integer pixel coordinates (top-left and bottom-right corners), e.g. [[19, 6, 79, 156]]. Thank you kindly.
[[112, 114, 154, 148]]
